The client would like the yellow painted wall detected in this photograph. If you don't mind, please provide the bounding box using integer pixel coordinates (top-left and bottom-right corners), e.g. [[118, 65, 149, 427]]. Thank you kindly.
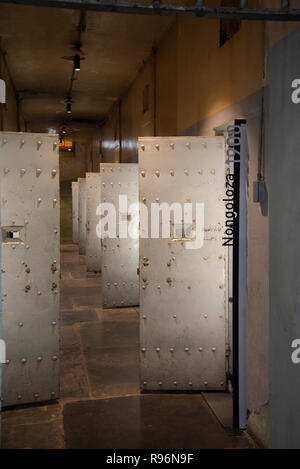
[[101, 101, 121, 163], [176, 18, 265, 130], [0, 47, 19, 131], [156, 22, 178, 136], [121, 57, 155, 163], [101, 9, 300, 151]]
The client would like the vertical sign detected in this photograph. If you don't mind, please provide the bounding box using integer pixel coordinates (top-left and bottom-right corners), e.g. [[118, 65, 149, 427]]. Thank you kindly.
[[226, 120, 247, 430]]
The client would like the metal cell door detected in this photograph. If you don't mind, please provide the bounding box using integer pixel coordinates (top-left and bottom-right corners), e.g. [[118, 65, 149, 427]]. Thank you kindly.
[[72, 181, 79, 244], [101, 163, 139, 308], [78, 178, 86, 255], [139, 136, 227, 391], [86, 172, 101, 273], [0, 132, 60, 406]]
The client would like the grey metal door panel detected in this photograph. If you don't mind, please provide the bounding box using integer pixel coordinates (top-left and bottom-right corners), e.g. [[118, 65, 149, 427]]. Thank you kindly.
[[72, 181, 79, 243], [78, 178, 86, 255], [0, 132, 60, 406], [101, 163, 139, 308], [139, 137, 226, 391], [86, 173, 101, 273]]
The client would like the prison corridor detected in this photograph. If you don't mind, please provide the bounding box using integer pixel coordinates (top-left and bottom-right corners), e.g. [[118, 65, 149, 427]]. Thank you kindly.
[[0, 243, 256, 449]]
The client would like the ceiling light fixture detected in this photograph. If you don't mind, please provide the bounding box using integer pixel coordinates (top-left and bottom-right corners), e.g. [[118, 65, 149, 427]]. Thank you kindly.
[[74, 54, 81, 71], [66, 102, 72, 114]]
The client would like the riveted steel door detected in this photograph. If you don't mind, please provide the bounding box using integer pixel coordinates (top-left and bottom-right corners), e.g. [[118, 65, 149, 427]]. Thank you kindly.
[[101, 163, 139, 308], [0, 132, 60, 406], [139, 136, 226, 391], [72, 181, 79, 244], [86, 172, 101, 273], [78, 178, 86, 255]]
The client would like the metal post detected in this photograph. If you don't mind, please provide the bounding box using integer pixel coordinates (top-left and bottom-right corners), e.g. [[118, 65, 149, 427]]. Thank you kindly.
[[231, 120, 247, 430], [238, 122, 247, 430]]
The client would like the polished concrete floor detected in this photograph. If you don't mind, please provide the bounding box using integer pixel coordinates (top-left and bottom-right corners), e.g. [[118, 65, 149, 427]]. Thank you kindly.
[[1, 243, 256, 449]]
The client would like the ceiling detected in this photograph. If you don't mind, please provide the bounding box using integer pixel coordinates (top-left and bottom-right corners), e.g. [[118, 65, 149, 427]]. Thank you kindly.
[[0, 3, 173, 130]]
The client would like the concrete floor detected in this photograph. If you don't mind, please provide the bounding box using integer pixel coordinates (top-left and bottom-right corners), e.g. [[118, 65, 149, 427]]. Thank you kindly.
[[0, 243, 256, 449]]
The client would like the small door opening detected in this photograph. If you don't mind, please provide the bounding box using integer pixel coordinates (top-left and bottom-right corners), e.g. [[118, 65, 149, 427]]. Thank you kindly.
[[2, 226, 24, 244]]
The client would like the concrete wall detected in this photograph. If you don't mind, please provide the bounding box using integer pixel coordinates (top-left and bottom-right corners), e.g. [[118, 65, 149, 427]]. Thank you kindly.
[[60, 142, 89, 183], [121, 57, 155, 163], [101, 101, 121, 163], [101, 13, 300, 154], [91, 128, 102, 171], [269, 28, 300, 449]]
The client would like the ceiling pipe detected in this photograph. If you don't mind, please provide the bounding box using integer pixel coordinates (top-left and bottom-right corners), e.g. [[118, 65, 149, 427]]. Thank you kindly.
[[0, 0, 300, 21]]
